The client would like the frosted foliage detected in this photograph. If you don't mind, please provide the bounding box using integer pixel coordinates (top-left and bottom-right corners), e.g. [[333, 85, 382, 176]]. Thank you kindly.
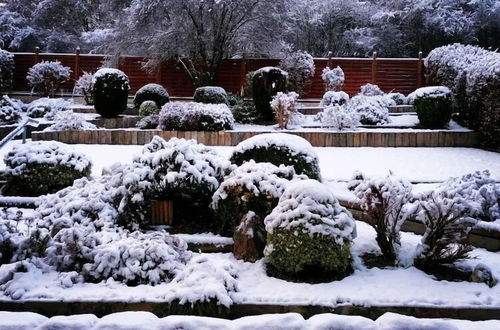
[[136, 84, 169, 98], [4, 141, 91, 176], [387, 93, 408, 106], [73, 72, 94, 105], [360, 83, 384, 96], [93, 68, 129, 83], [0, 49, 15, 92], [319, 105, 360, 130], [27, 98, 73, 120], [347, 95, 391, 125], [322, 66, 344, 91], [320, 91, 349, 107], [265, 180, 356, 244], [408, 86, 452, 103], [26, 61, 71, 96], [279, 51, 315, 95], [43, 111, 97, 132], [270, 91, 300, 129], [158, 102, 234, 131], [0, 106, 20, 125]]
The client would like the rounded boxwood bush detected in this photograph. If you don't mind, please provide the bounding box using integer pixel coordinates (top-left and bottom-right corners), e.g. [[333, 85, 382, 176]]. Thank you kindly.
[[409, 86, 453, 128], [0, 49, 15, 93], [264, 180, 356, 282], [320, 91, 349, 107], [230, 133, 321, 180], [193, 86, 228, 105], [252, 67, 288, 122], [3, 141, 91, 196], [133, 83, 170, 108], [93, 68, 130, 118], [139, 100, 159, 116], [158, 102, 234, 131]]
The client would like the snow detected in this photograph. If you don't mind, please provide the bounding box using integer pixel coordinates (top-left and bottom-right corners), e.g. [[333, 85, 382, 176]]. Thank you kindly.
[[408, 86, 452, 103], [322, 66, 344, 91], [318, 105, 360, 130], [320, 91, 349, 107], [93, 68, 128, 81], [43, 111, 98, 131], [254, 66, 288, 76], [158, 102, 234, 131]]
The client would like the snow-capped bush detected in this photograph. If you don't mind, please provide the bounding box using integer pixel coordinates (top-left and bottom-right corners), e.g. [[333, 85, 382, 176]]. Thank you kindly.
[[0, 106, 21, 125], [319, 105, 360, 130], [413, 190, 477, 270], [158, 102, 234, 131], [136, 114, 159, 129], [93, 68, 130, 118], [347, 95, 391, 125], [230, 133, 321, 180], [26, 61, 71, 97], [0, 49, 15, 93], [387, 92, 408, 106], [73, 72, 95, 105], [3, 141, 92, 196], [270, 91, 300, 129], [354, 174, 414, 264], [228, 94, 260, 124], [408, 86, 453, 128], [0, 95, 26, 113], [252, 67, 288, 122], [320, 91, 349, 107], [264, 180, 356, 280], [279, 51, 315, 96], [322, 66, 344, 92], [43, 111, 97, 131], [193, 86, 228, 105], [139, 100, 158, 116], [212, 161, 303, 236], [360, 83, 384, 96], [133, 83, 170, 108], [26, 98, 72, 119]]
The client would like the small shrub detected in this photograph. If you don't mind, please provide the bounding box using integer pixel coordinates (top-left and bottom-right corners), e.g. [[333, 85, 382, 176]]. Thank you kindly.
[[252, 67, 288, 122], [322, 66, 344, 92], [136, 114, 159, 129], [279, 51, 315, 96], [230, 133, 321, 180], [243, 71, 255, 98], [158, 102, 234, 131], [0, 49, 15, 93], [360, 83, 384, 96], [43, 111, 97, 132], [193, 86, 228, 105], [73, 71, 95, 105], [228, 94, 260, 124], [93, 68, 130, 118], [26, 61, 71, 97], [319, 105, 360, 130], [408, 86, 453, 128], [139, 100, 158, 116], [3, 141, 92, 196], [270, 91, 300, 129], [347, 95, 391, 125], [133, 83, 170, 108], [27, 98, 72, 120], [320, 91, 349, 107], [387, 92, 407, 105], [264, 180, 356, 281], [0, 106, 21, 125]]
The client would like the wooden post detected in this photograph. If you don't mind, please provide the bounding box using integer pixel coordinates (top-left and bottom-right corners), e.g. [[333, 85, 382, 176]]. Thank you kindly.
[[417, 51, 423, 88], [74, 47, 80, 80], [327, 51, 333, 68], [34, 46, 40, 64], [371, 51, 377, 84], [239, 53, 247, 96]]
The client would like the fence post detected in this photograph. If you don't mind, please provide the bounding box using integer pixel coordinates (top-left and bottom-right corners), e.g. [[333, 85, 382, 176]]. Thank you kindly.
[[371, 51, 377, 84], [34, 46, 40, 64], [417, 51, 423, 88], [239, 53, 247, 96], [327, 51, 333, 68], [74, 47, 81, 80]]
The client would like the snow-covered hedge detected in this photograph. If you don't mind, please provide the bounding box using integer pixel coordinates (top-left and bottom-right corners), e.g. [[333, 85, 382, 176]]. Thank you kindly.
[[408, 86, 453, 128], [264, 180, 356, 280], [359, 83, 384, 96], [158, 102, 234, 131], [73, 72, 94, 105], [320, 91, 349, 107], [93, 68, 130, 118], [270, 91, 301, 129], [26, 61, 71, 97], [138, 100, 158, 116], [346, 95, 391, 125], [0, 49, 15, 93], [252, 67, 288, 122], [228, 94, 260, 124], [193, 86, 228, 105], [319, 105, 360, 130], [322, 66, 344, 92], [26, 98, 72, 119], [136, 114, 159, 129], [43, 111, 97, 131], [230, 133, 321, 180], [0, 106, 21, 125], [426, 44, 500, 149], [279, 51, 315, 96], [3, 141, 92, 196], [133, 83, 170, 108]]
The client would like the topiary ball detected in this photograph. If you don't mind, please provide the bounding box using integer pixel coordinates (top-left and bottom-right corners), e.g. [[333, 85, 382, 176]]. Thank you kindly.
[[193, 86, 228, 105], [230, 133, 321, 180], [264, 180, 356, 282], [139, 100, 159, 116], [133, 83, 170, 108], [409, 86, 453, 128], [252, 67, 288, 122], [93, 68, 130, 118]]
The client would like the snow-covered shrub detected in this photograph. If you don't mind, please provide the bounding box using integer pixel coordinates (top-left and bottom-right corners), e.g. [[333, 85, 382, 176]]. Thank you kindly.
[[228, 93, 260, 124], [408, 86, 453, 128], [0, 49, 15, 93], [0, 106, 21, 125], [136, 114, 159, 129], [322, 66, 344, 92], [347, 95, 391, 125], [93, 68, 130, 118], [319, 105, 360, 130], [26, 98, 72, 119], [26, 61, 71, 97], [320, 91, 349, 107], [230, 133, 321, 180], [354, 174, 414, 264], [193, 86, 228, 105], [3, 141, 92, 196], [73, 71, 94, 105], [0, 95, 26, 113], [278, 51, 315, 96], [139, 100, 158, 116], [212, 161, 302, 236], [413, 190, 477, 270], [252, 67, 288, 122], [270, 91, 300, 129], [133, 83, 170, 108], [43, 111, 97, 132], [264, 180, 356, 281], [158, 102, 234, 131], [360, 83, 384, 96], [387, 92, 408, 106]]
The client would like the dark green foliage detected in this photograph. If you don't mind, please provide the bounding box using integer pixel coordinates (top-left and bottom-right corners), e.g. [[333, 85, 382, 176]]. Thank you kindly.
[[227, 93, 260, 124], [93, 69, 130, 118], [252, 67, 288, 122], [133, 83, 170, 108], [193, 86, 228, 105], [0, 49, 15, 93], [414, 94, 453, 128]]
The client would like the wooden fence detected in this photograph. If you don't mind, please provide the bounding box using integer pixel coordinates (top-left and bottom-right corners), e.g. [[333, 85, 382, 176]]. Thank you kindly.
[[12, 51, 425, 98]]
